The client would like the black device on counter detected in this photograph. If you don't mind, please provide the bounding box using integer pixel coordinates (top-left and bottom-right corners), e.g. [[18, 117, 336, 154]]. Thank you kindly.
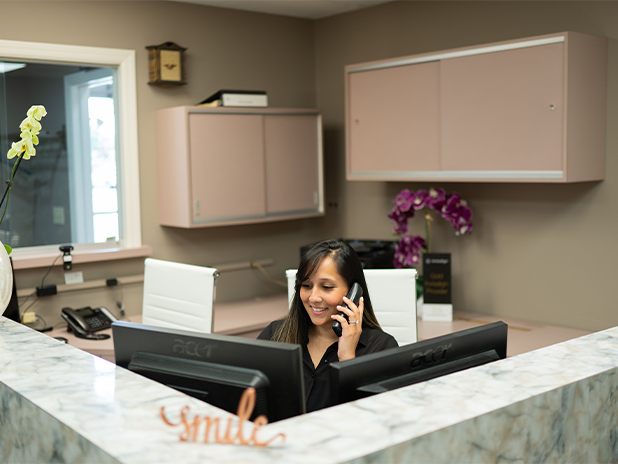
[[59, 244, 74, 271], [332, 282, 363, 337], [301, 239, 397, 269], [345, 239, 397, 268], [328, 321, 508, 406], [61, 306, 116, 340]]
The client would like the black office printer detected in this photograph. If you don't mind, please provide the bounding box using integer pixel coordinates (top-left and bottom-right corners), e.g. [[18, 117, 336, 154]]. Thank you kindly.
[[300, 239, 396, 269]]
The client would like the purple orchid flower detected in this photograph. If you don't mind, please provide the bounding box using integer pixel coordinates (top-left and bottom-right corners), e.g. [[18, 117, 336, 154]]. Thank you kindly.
[[389, 187, 473, 269]]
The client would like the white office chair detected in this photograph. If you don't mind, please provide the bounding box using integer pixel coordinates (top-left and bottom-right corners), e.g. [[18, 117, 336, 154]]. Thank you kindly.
[[142, 258, 218, 333], [286, 268, 417, 346]]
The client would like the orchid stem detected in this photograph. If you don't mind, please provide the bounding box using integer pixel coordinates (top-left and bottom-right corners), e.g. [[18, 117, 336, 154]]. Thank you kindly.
[[0, 156, 23, 225], [424, 211, 433, 253]]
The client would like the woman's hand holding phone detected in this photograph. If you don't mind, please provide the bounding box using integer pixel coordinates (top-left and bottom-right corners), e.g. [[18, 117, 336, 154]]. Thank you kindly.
[[332, 283, 364, 361], [332, 282, 362, 337]]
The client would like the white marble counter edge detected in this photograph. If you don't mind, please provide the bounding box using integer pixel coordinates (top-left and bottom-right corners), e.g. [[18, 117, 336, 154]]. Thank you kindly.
[[1, 317, 617, 463]]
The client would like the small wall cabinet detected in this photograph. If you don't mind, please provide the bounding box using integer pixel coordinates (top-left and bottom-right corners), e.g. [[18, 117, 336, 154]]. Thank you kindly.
[[346, 31, 607, 183], [156, 106, 323, 228]]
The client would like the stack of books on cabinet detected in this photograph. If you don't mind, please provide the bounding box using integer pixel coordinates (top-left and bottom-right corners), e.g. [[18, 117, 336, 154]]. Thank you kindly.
[[198, 89, 268, 108]]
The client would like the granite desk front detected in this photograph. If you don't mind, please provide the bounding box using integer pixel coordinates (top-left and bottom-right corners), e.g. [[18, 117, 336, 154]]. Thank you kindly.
[[1, 316, 616, 463]]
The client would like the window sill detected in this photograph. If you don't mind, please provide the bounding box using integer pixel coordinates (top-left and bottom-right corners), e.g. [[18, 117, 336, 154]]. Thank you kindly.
[[11, 245, 152, 270]]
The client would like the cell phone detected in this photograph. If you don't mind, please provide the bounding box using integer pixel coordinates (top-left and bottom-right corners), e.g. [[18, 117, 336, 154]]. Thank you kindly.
[[332, 282, 363, 337]]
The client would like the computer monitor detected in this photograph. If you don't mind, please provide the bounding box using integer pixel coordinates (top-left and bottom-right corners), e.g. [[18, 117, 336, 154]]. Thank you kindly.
[[112, 321, 306, 422], [328, 321, 507, 406]]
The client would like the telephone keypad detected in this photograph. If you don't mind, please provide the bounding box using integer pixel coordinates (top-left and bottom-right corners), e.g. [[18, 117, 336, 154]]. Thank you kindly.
[[86, 317, 104, 329]]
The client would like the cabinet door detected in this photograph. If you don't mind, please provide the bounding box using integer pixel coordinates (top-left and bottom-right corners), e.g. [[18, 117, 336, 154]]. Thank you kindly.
[[347, 62, 441, 178], [188, 114, 265, 223], [264, 115, 320, 214], [441, 43, 564, 172]]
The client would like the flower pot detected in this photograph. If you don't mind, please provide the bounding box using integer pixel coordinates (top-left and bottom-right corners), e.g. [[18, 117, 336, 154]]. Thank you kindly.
[[0, 241, 13, 314]]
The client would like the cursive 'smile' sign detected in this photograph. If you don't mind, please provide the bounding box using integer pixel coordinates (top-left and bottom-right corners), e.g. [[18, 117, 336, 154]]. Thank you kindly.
[[160, 387, 286, 447]]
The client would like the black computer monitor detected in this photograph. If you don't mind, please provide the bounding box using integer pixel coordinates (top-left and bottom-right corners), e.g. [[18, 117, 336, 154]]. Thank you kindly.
[[328, 321, 508, 405], [112, 321, 306, 422]]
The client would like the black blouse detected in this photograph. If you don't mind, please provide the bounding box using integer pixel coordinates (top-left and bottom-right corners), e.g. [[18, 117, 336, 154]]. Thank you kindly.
[[257, 320, 398, 413]]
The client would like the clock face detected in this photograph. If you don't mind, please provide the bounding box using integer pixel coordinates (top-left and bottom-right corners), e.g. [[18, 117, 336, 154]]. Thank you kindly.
[[159, 50, 182, 82]]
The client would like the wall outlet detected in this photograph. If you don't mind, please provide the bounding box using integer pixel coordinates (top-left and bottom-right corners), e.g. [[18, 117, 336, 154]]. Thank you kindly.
[[64, 271, 84, 285]]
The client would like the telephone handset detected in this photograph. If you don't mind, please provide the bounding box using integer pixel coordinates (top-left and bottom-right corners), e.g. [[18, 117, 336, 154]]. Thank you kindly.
[[332, 282, 363, 337], [61, 306, 117, 340]]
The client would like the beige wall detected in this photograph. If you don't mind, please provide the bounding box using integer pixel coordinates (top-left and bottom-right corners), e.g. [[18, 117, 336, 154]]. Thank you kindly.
[[3, 1, 335, 323], [4, 1, 617, 331], [315, 1, 618, 331]]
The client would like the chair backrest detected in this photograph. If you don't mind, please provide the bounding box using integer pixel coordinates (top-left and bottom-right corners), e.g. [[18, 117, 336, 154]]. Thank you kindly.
[[285, 268, 417, 345], [142, 258, 218, 333]]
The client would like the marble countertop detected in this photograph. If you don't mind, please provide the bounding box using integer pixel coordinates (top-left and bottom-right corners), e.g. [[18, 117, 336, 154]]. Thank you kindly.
[[1, 316, 616, 463]]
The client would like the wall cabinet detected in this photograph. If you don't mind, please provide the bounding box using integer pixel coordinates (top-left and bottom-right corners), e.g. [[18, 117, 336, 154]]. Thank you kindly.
[[156, 106, 323, 228], [346, 31, 607, 183]]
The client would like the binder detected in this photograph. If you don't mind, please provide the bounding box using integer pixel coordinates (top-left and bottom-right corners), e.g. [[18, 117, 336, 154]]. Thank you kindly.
[[199, 89, 268, 107]]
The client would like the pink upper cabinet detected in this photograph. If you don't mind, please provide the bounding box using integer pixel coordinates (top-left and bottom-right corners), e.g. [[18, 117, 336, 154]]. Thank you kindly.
[[345, 31, 607, 183]]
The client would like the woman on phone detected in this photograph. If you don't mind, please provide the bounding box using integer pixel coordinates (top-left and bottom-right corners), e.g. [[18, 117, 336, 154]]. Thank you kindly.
[[258, 239, 397, 412]]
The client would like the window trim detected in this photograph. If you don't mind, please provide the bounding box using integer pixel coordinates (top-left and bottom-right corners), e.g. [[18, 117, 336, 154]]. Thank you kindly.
[[11, 244, 152, 270], [0, 39, 142, 264], [64, 68, 118, 244]]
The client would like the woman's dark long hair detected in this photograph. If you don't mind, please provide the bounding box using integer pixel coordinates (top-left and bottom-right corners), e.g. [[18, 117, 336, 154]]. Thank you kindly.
[[272, 239, 382, 344]]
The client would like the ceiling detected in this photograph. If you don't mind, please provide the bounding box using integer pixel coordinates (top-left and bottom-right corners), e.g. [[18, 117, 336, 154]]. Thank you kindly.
[[172, 0, 394, 19]]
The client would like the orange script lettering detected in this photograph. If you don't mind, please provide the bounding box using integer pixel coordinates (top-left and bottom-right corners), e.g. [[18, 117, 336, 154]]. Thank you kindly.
[[159, 387, 286, 447]]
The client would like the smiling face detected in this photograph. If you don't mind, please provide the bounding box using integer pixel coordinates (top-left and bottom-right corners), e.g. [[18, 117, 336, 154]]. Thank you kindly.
[[299, 255, 349, 328]]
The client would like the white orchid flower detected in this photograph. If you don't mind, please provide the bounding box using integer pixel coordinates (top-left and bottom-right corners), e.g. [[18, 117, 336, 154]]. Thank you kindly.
[[20, 130, 39, 146], [19, 116, 42, 135], [21, 138, 36, 160], [6, 142, 22, 160], [27, 105, 47, 121], [7, 139, 36, 160]]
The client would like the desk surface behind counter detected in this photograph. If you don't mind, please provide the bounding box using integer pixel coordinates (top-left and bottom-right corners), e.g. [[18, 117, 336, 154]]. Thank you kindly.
[[47, 294, 292, 361], [1, 310, 616, 463], [46, 294, 589, 361]]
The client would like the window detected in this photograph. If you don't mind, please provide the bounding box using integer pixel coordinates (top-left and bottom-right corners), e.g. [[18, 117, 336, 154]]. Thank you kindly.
[[0, 40, 141, 262], [65, 68, 120, 244]]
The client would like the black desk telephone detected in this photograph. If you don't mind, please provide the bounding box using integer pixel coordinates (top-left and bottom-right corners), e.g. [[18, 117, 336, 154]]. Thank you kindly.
[[61, 306, 117, 340]]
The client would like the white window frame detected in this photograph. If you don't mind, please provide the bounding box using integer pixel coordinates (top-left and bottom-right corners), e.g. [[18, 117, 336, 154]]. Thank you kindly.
[[64, 68, 119, 244], [0, 39, 142, 261]]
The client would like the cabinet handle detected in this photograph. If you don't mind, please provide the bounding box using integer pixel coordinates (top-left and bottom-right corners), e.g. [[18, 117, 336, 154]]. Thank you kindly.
[[549, 104, 556, 111]]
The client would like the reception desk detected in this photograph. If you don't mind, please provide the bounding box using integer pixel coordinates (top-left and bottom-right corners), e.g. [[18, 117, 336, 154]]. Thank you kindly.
[[45, 295, 293, 361], [45, 294, 590, 361], [1, 315, 616, 463]]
